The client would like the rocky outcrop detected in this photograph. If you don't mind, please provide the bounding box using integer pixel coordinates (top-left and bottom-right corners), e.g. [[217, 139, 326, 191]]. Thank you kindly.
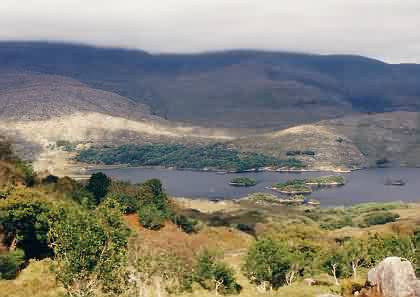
[[368, 257, 420, 297]]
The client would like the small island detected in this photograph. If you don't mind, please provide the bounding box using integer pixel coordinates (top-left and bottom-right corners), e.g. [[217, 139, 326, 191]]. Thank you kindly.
[[305, 175, 345, 186], [229, 177, 257, 187], [270, 175, 345, 194], [270, 180, 312, 194]]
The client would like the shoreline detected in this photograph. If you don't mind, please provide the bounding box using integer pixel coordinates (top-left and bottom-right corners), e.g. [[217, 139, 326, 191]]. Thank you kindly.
[[79, 163, 356, 174]]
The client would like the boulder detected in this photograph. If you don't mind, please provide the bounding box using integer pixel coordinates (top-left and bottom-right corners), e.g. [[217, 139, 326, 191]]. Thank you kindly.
[[368, 257, 420, 297]]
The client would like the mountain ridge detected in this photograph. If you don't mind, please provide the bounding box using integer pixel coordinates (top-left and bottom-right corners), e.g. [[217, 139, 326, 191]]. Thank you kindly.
[[2, 41, 420, 129]]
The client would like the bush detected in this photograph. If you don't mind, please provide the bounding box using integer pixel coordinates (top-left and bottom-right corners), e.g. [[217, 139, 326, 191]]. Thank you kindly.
[[138, 204, 166, 230], [362, 211, 399, 227], [0, 249, 25, 279], [172, 214, 198, 233], [194, 250, 241, 295]]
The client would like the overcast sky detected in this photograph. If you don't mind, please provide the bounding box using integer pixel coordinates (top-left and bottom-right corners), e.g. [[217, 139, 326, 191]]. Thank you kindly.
[[1, 0, 419, 63]]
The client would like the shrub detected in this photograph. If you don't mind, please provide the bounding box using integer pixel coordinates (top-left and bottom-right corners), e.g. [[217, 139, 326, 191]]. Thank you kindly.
[[0, 249, 25, 279], [138, 204, 166, 230], [171, 214, 198, 233], [362, 211, 399, 227]]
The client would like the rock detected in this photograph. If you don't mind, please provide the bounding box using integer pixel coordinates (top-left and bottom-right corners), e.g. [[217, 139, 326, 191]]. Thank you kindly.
[[368, 257, 420, 297]]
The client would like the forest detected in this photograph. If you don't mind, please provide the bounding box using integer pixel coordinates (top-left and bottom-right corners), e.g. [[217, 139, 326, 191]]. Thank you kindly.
[[76, 143, 303, 172]]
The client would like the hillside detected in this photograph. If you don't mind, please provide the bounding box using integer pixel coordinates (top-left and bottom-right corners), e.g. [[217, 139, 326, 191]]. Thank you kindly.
[[0, 70, 155, 121], [235, 111, 420, 170], [2, 42, 420, 129]]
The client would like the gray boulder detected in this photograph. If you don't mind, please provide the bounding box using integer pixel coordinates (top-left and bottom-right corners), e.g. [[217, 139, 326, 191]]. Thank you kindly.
[[368, 257, 420, 297]]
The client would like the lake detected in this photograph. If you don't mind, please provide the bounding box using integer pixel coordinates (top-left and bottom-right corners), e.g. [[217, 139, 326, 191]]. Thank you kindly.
[[90, 167, 420, 207]]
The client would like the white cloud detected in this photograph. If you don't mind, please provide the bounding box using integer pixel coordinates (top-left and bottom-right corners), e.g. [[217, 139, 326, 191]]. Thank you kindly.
[[0, 0, 419, 63]]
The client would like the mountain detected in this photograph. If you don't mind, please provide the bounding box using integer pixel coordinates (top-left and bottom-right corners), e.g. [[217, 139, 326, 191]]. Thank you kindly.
[[1, 42, 420, 129]]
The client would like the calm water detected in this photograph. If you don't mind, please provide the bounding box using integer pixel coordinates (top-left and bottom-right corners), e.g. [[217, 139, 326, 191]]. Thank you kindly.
[[91, 167, 420, 207]]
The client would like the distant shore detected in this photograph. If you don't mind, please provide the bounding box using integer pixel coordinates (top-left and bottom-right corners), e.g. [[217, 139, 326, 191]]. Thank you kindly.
[[78, 163, 355, 174]]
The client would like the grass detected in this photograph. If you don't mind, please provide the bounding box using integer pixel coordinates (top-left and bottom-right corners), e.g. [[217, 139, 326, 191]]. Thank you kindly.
[[0, 259, 65, 297]]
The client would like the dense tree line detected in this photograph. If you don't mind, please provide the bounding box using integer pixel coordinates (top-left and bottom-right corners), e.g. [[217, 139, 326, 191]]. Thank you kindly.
[[77, 143, 303, 172]]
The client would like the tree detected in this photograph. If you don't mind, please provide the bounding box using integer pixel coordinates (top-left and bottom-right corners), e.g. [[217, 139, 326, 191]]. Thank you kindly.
[[322, 250, 348, 285], [194, 249, 241, 295], [86, 172, 111, 204], [0, 196, 53, 258], [342, 238, 369, 281], [49, 198, 130, 297], [242, 237, 291, 291]]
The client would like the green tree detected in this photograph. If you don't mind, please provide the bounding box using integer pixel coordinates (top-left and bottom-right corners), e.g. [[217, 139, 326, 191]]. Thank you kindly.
[[242, 237, 291, 291], [342, 238, 369, 280], [86, 172, 111, 204], [194, 250, 241, 295], [321, 249, 349, 285], [0, 197, 52, 258], [49, 198, 130, 297]]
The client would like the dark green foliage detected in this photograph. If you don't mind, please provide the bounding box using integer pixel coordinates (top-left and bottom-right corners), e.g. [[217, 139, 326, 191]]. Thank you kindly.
[[86, 172, 111, 204], [77, 143, 303, 172], [112, 193, 140, 214], [362, 211, 399, 227], [194, 250, 241, 295], [243, 237, 291, 289], [0, 249, 25, 279], [69, 187, 96, 209], [172, 214, 198, 234], [230, 177, 256, 186], [286, 150, 315, 156], [0, 199, 52, 259], [322, 251, 350, 280], [41, 174, 59, 184]]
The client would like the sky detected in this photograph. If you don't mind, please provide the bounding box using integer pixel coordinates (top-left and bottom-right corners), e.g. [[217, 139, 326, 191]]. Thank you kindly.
[[1, 0, 420, 63]]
